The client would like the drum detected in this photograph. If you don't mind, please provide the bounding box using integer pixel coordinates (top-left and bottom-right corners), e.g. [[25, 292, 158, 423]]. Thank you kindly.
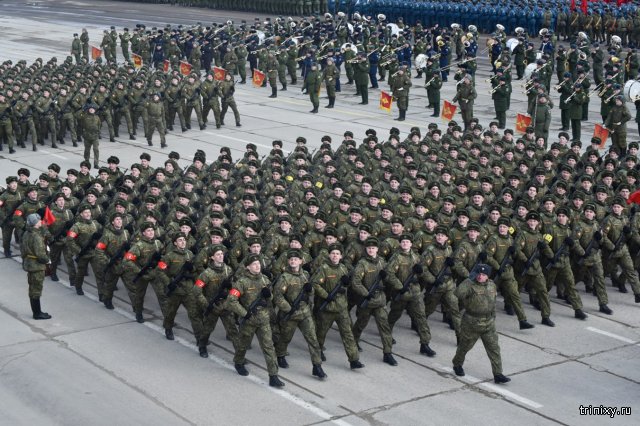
[[535, 51, 543, 60], [524, 63, 537, 79], [387, 23, 401, 37], [506, 38, 519, 52], [624, 80, 640, 102], [341, 43, 358, 54], [414, 54, 428, 70]]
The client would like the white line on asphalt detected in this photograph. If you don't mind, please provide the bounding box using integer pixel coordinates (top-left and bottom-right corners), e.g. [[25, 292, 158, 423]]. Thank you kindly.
[[439, 365, 543, 409], [586, 327, 637, 344], [9, 256, 352, 426], [39, 149, 67, 160]]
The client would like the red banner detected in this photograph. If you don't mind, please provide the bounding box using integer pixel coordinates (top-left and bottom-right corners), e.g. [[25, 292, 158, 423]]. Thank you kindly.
[[441, 100, 457, 121], [581, 0, 588, 14], [213, 66, 226, 81], [180, 61, 193, 76], [516, 113, 532, 134], [253, 69, 265, 87], [91, 46, 102, 60], [163, 59, 170, 73], [42, 206, 56, 226], [379, 91, 392, 112], [132, 53, 143, 69], [593, 123, 609, 149]]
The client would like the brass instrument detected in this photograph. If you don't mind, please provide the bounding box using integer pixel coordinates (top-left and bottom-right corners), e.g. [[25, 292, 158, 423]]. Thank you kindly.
[[489, 86, 499, 94], [424, 76, 436, 88], [574, 75, 586, 86], [604, 92, 618, 103], [485, 74, 498, 83], [587, 81, 605, 97], [438, 56, 475, 72], [347, 57, 365, 64], [554, 79, 570, 91]]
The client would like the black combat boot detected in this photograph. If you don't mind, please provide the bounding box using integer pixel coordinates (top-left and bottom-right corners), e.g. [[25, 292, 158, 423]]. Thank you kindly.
[[574, 309, 587, 320], [312, 364, 327, 379], [165, 328, 174, 340], [31, 298, 52, 320], [420, 344, 436, 357], [135, 312, 144, 323], [269, 88, 277, 98], [519, 320, 534, 329], [599, 304, 613, 315], [383, 353, 398, 366], [494, 374, 511, 384], [453, 365, 465, 376], [281, 84, 287, 91], [269, 375, 285, 387], [277, 356, 289, 368], [235, 363, 249, 376], [350, 360, 364, 369], [103, 299, 114, 310], [541, 317, 555, 327]]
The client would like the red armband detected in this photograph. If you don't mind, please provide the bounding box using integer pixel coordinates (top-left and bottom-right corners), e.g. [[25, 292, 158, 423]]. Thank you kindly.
[[96, 242, 107, 250], [14, 210, 23, 217], [124, 252, 137, 261], [157, 261, 168, 270], [229, 288, 241, 298], [195, 279, 206, 288], [67, 230, 78, 238]]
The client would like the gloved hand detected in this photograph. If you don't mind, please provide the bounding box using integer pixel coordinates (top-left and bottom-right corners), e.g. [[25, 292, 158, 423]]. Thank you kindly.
[[337, 287, 347, 294], [183, 261, 194, 272], [261, 287, 271, 298], [537, 241, 546, 250], [152, 251, 162, 262], [166, 283, 177, 294], [594, 231, 602, 241], [445, 257, 455, 267], [303, 282, 313, 292], [378, 270, 388, 279], [412, 264, 424, 274], [479, 252, 488, 262], [340, 275, 350, 286], [507, 246, 516, 255], [565, 237, 574, 247], [623, 225, 631, 235]]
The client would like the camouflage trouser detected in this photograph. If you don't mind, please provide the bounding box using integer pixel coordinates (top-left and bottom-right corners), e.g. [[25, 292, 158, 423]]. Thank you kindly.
[[221, 98, 241, 125], [2, 224, 17, 253], [388, 296, 432, 345], [495, 268, 527, 322], [287, 62, 297, 83], [18, 117, 37, 147], [604, 247, 640, 295], [0, 119, 15, 149], [234, 309, 279, 375], [275, 306, 322, 365], [545, 261, 583, 310], [83, 136, 99, 166], [147, 115, 166, 146], [424, 282, 461, 333], [452, 316, 503, 375], [166, 103, 186, 129], [202, 99, 221, 127], [38, 114, 56, 145], [184, 101, 204, 128], [163, 288, 204, 341], [121, 270, 166, 316], [201, 305, 239, 350], [113, 107, 134, 136], [98, 111, 115, 139], [74, 254, 102, 291], [94, 258, 124, 301], [49, 241, 76, 282], [59, 112, 77, 142], [131, 106, 148, 136], [28, 270, 45, 298], [315, 308, 359, 362], [236, 61, 247, 82], [520, 272, 551, 319], [352, 305, 394, 354], [576, 259, 609, 305]]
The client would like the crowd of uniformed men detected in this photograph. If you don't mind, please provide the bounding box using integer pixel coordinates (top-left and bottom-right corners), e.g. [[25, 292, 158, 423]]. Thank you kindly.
[[2, 9, 640, 387]]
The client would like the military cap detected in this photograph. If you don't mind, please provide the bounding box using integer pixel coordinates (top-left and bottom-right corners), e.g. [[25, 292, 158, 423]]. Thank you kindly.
[[247, 236, 262, 246], [77, 203, 92, 213], [244, 254, 261, 266], [278, 215, 292, 224], [399, 234, 413, 242], [525, 211, 540, 221], [476, 264, 491, 276], [210, 227, 224, 237], [364, 237, 379, 247], [434, 226, 449, 236], [584, 203, 597, 212], [5, 176, 17, 184], [572, 192, 585, 201], [178, 218, 193, 228], [17, 168, 30, 176], [468, 221, 481, 232], [443, 195, 455, 204], [144, 195, 158, 204], [327, 243, 343, 253], [611, 197, 626, 206], [47, 163, 61, 173], [287, 249, 302, 259], [497, 217, 511, 226]]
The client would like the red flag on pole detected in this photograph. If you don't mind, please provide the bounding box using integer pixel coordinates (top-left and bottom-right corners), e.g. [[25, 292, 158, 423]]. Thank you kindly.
[[43, 206, 56, 226], [593, 123, 609, 148], [628, 189, 640, 205], [163, 59, 170, 73], [252, 69, 265, 87], [91, 46, 102, 60], [581, 0, 588, 14], [180, 61, 193, 76], [379, 91, 393, 112], [516, 113, 532, 133], [212, 66, 226, 81], [441, 100, 457, 121], [570, 0, 576, 11]]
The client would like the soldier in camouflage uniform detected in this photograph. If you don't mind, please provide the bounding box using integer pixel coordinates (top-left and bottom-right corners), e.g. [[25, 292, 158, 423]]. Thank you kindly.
[[66, 204, 102, 295], [46, 192, 75, 283], [0, 176, 23, 257], [21, 214, 52, 320], [350, 237, 398, 366], [94, 212, 131, 309], [274, 250, 326, 379], [452, 264, 511, 384], [312, 243, 364, 369], [82, 105, 102, 168], [226, 255, 284, 388]]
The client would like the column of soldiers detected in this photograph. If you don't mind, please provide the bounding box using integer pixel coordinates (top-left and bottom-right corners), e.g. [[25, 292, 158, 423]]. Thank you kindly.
[[4, 114, 640, 385]]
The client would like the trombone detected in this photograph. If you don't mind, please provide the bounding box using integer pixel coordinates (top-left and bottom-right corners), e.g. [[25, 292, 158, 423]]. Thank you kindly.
[[438, 56, 475, 72], [485, 74, 499, 83], [587, 81, 605, 97], [424, 76, 437, 87], [554, 79, 570, 91], [489, 86, 499, 94]]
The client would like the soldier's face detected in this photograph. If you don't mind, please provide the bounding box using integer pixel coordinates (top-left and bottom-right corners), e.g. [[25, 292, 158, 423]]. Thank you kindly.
[[366, 246, 378, 257], [400, 240, 412, 251], [435, 233, 448, 245], [329, 250, 342, 264], [498, 224, 509, 235], [476, 272, 488, 283], [584, 209, 595, 220], [55, 197, 65, 209], [81, 209, 92, 220], [212, 251, 224, 264], [247, 261, 261, 274], [612, 204, 624, 215]]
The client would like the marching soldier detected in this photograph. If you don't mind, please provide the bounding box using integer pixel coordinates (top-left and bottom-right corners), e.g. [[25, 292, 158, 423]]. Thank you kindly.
[[0, 176, 22, 257], [94, 212, 131, 309], [322, 57, 339, 108], [66, 204, 102, 296], [390, 66, 412, 121], [82, 104, 101, 168], [604, 95, 631, 155], [146, 93, 167, 148], [452, 74, 477, 131], [181, 74, 206, 131], [220, 73, 241, 127], [303, 62, 322, 113], [452, 264, 511, 384]]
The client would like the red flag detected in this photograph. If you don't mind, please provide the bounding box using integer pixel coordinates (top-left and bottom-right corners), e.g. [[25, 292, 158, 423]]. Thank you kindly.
[[132, 53, 143, 69], [379, 91, 392, 112], [581, 0, 588, 14], [91, 46, 102, 60], [617, 0, 625, 6], [516, 113, 532, 134], [43, 206, 56, 226], [628, 189, 640, 205], [593, 123, 609, 148], [441, 100, 457, 121], [571, 0, 576, 11], [212, 66, 226, 81], [163, 59, 170, 73], [179, 61, 193, 76], [252, 69, 265, 87]]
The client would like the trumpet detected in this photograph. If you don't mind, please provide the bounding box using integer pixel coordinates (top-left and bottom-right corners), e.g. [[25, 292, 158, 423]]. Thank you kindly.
[[604, 92, 619, 103], [587, 81, 605, 97], [438, 56, 475, 72], [424, 76, 436, 87], [554, 79, 570, 91], [489, 86, 499, 94], [347, 57, 365, 64], [485, 74, 499, 83], [521, 79, 535, 88]]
